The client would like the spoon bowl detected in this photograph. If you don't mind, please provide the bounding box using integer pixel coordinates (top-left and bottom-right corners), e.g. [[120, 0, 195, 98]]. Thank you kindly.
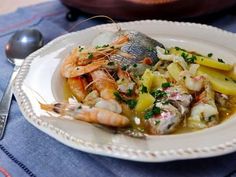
[[5, 29, 43, 64], [0, 29, 44, 140]]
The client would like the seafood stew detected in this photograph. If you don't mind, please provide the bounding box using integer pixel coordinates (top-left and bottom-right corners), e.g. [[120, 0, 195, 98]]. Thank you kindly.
[[40, 30, 236, 136]]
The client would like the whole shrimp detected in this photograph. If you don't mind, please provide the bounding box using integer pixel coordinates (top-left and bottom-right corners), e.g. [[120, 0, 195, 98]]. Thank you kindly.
[[40, 102, 129, 127], [61, 35, 129, 78]]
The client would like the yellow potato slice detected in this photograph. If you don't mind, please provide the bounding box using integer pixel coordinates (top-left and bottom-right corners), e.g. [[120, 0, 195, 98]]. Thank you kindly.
[[167, 62, 183, 81], [197, 66, 236, 95], [151, 73, 167, 90], [223, 64, 236, 80], [135, 93, 155, 112], [141, 69, 154, 92], [169, 47, 233, 71]]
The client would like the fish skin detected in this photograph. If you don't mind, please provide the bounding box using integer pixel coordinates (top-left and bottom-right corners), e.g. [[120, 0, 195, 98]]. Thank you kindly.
[[92, 30, 165, 66], [111, 30, 165, 65]]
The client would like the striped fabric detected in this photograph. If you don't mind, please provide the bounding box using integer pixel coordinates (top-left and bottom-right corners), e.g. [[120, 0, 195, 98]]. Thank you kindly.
[[0, 1, 236, 177]]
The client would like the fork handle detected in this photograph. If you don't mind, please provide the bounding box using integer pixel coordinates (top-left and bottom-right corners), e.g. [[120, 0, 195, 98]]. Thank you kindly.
[[0, 65, 20, 140]]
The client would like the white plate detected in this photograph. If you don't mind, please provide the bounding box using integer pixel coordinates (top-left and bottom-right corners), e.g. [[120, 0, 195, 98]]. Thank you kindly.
[[13, 20, 236, 162]]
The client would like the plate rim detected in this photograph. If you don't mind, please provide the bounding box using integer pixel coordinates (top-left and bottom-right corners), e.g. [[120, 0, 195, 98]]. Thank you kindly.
[[13, 19, 236, 162]]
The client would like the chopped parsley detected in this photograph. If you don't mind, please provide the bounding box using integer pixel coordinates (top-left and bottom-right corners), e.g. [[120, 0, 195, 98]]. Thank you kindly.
[[133, 63, 137, 67], [144, 110, 153, 119], [122, 65, 128, 71], [78, 46, 84, 52], [77, 105, 82, 109], [162, 100, 170, 105], [152, 106, 161, 114], [151, 90, 167, 99], [161, 82, 171, 89], [218, 58, 225, 63], [141, 84, 148, 93], [181, 52, 188, 59], [126, 88, 133, 96], [175, 46, 181, 51], [88, 52, 93, 59], [95, 44, 109, 49], [155, 120, 160, 125], [113, 91, 137, 109], [207, 53, 213, 57], [144, 106, 161, 119], [126, 99, 137, 109], [107, 61, 115, 66], [113, 92, 123, 102], [187, 55, 197, 63], [181, 52, 196, 63], [175, 46, 187, 51]]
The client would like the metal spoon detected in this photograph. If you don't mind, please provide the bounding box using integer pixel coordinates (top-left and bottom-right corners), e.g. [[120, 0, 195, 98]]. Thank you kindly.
[[0, 29, 44, 140]]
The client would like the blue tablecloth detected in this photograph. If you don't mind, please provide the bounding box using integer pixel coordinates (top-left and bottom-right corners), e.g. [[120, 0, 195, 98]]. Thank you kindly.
[[0, 2, 236, 177]]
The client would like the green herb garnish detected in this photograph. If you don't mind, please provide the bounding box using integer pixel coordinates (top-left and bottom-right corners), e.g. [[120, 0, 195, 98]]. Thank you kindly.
[[78, 46, 84, 52], [151, 90, 167, 99], [133, 63, 137, 67], [161, 82, 171, 89], [114, 91, 137, 109], [144, 110, 153, 119], [175, 47, 181, 51], [207, 53, 213, 57], [126, 99, 137, 109], [144, 106, 161, 119], [141, 84, 148, 93], [126, 88, 133, 96], [107, 61, 115, 66], [155, 120, 160, 125], [181, 52, 196, 63], [162, 100, 170, 105], [122, 65, 128, 71], [88, 52, 93, 59], [113, 92, 123, 102], [152, 106, 161, 114], [218, 58, 225, 63]]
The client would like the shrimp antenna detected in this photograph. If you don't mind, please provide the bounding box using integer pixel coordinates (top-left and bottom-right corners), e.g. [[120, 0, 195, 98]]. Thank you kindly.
[[23, 84, 56, 117], [24, 84, 48, 104], [66, 15, 121, 33]]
